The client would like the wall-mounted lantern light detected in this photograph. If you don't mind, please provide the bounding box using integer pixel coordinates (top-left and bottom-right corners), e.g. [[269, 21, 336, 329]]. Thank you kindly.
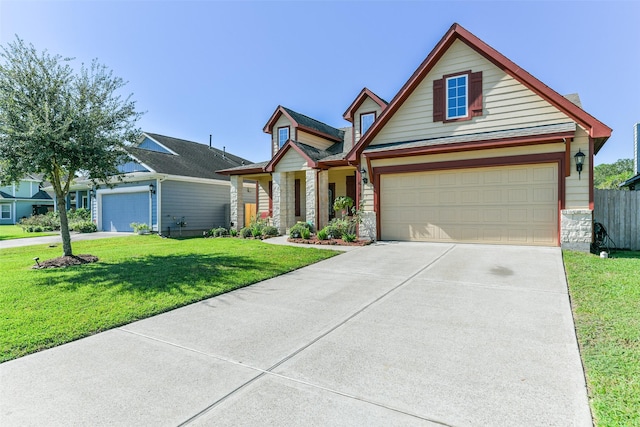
[[89, 189, 95, 198], [149, 183, 156, 194], [574, 149, 586, 180], [360, 168, 368, 184]]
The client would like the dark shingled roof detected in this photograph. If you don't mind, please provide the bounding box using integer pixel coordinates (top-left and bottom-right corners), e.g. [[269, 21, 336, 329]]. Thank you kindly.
[[282, 107, 344, 141], [0, 191, 14, 199], [31, 190, 52, 200], [129, 133, 253, 181]]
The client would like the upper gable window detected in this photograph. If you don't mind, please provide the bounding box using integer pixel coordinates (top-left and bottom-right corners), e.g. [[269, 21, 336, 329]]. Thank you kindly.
[[360, 112, 375, 135], [433, 70, 483, 123], [446, 75, 467, 119], [278, 126, 290, 148]]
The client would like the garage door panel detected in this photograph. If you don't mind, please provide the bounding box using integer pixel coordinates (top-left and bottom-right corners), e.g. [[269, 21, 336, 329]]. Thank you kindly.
[[101, 192, 149, 232], [380, 163, 558, 246]]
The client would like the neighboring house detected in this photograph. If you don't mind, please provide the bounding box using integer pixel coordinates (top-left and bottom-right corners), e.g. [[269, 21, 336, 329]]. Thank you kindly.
[[620, 122, 640, 190], [0, 174, 54, 225], [220, 23, 611, 251], [47, 132, 255, 235]]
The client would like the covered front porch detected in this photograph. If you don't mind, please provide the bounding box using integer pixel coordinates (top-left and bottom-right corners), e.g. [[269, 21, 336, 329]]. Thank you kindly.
[[230, 166, 358, 235]]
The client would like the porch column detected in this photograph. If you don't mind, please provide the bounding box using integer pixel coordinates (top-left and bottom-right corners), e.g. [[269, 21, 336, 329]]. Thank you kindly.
[[273, 172, 294, 234], [305, 170, 317, 229], [230, 175, 244, 231], [317, 170, 329, 230]]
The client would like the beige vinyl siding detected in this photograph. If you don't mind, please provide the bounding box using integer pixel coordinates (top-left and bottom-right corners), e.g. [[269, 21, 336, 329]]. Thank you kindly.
[[354, 97, 385, 144], [297, 130, 335, 151], [257, 177, 271, 217], [564, 127, 590, 209], [371, 39, 571, 146], [328, 168, 357, 199], [272, 115, 293, 154], [274, 149, 309, 173]]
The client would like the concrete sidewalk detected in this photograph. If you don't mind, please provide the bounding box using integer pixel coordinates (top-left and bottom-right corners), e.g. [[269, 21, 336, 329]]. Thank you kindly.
[[0, 232, 129, 249], [0, 242, 591, 426]]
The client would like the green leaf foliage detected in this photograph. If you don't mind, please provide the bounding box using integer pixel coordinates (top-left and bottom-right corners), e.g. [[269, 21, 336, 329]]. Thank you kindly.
[[0, 36, 143, 255], [594, 159, 634, 189]]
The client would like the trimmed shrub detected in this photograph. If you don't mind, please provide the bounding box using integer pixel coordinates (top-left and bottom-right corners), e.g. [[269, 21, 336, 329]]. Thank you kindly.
[[342, 233, 357, 242], [240, 227, 252, 238], [262, 226, 279, 237], [301, 228, 311, 239], [229, 228, 238, 237], [72, 221, 97, 233], [317, 228, 328, 240], [289, 223, 307, 238], [210, 227, 229, 237]]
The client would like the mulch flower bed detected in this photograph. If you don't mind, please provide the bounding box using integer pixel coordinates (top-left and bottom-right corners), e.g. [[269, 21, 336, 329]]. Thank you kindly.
[[287, 237, 371, 247], [33, 254, 99, 269]]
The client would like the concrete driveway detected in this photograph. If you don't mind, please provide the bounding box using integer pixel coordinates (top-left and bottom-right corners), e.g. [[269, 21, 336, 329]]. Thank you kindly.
[[0, 242, 591, 426]]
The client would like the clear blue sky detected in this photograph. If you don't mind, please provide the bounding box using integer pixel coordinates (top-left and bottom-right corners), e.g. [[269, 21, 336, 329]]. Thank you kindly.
[[1, 1, 638, 166]]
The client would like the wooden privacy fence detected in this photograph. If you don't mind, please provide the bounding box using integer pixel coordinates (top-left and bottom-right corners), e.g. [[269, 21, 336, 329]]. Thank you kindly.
[[594, 189, 640, 250]]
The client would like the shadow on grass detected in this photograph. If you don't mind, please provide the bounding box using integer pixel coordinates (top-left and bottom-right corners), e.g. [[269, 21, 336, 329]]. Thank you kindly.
[[32, 253, 288, 296], [609, 250, 640, 260]]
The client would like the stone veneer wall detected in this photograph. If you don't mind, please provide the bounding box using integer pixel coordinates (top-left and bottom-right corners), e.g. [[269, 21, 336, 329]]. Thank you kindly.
[[560, 209, 592, 252]]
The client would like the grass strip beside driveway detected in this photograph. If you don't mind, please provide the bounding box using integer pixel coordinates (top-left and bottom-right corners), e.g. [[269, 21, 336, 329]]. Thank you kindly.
[[0, 236, 338, 363], [564, 250, 640, 426], [0, 224, 57, 240]]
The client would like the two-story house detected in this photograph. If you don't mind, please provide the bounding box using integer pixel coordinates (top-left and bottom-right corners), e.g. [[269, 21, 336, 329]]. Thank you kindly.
[[0, 174, 54, 225], [220, 23, 611, 250]]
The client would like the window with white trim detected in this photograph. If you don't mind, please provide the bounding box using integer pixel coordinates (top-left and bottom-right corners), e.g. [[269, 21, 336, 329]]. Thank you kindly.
[[1, 204, 10, 219], [278, 126, 289, 148], [360, 112, 375, 135], [446, 74, 468, 119]]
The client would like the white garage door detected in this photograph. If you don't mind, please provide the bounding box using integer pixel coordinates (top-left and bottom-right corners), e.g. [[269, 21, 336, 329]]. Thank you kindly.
[[380, 163, 558, 246]]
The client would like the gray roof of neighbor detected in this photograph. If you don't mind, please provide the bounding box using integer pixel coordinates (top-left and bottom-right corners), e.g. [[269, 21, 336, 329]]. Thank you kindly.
[[129, 133, 253, 181], [282, 107, 345, 141]]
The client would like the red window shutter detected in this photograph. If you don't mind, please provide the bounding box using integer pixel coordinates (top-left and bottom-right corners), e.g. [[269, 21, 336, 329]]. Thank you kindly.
[[294, 179, 301, 217], [433, 78, 444, 122], [268, 180, 273, 217], [469, 71, 483, 117]]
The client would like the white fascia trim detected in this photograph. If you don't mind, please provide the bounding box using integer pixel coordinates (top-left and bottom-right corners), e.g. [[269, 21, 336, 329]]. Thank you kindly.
[[141, 132, 179, 156], [125, 153, 156, 173], [161, 174, 232, 186]]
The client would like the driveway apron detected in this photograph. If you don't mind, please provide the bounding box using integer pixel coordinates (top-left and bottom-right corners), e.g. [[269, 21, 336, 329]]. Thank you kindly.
[[0, 242, 591, 426]]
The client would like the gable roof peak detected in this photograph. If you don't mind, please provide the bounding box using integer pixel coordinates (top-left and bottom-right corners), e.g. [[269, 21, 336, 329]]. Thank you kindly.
[[347, 23, 611, 161], [343, 87, 388, 122]]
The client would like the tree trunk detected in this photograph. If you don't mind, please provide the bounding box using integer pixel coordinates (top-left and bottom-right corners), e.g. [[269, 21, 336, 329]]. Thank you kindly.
[[56, 195, 73, 256]]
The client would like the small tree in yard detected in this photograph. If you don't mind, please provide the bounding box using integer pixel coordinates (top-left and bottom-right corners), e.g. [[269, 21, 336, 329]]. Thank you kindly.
[[0, 37, 142, 257]]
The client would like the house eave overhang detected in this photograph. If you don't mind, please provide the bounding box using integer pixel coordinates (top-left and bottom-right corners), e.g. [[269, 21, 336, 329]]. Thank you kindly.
[[363, 129, 575, 161], [620, 173, 640, 188], [217, 166, 267, 176], [346, 22, 612, 162]]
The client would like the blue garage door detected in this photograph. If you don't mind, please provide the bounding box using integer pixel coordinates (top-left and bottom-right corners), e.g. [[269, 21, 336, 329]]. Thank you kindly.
[[101, 192, 149, 232]]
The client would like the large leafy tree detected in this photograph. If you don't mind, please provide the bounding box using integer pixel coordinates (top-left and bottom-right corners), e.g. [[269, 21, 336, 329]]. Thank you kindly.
[[594, 158, 634, 190], [0, 37, 142, 256]]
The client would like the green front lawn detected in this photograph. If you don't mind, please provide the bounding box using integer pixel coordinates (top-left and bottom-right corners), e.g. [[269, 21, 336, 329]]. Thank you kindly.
[[0, 236, 338, 363], [564, 250, 640, 426], [0, 224, 57, 240]]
